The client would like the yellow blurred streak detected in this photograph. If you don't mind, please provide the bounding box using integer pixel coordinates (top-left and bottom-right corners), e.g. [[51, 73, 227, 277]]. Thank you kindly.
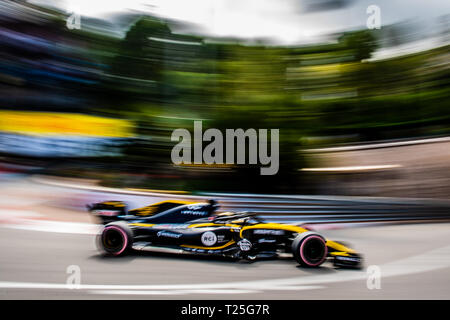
[[125, 188, 189, 194], [298, 62, 359, 74], [300, 63, 341, 73], [174, 163, 234, 170], [0, 111, 134, 138]]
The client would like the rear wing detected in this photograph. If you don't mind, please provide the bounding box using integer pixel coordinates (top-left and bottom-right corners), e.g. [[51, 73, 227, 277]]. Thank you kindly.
[[87, 201, 127, 224], [88, 199, 221, 225]]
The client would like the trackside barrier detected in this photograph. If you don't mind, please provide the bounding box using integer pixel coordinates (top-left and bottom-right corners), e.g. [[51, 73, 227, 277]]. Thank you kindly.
[[32, 175, 450, 225]]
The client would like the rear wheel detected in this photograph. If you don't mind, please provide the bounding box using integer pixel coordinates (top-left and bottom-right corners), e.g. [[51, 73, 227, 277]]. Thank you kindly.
[[99, 222, 133, 256], [292, 232, 328, 267]]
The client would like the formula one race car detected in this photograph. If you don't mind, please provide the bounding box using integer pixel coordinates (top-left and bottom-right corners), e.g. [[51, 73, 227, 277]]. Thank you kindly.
[[87, 199, 362, 268]]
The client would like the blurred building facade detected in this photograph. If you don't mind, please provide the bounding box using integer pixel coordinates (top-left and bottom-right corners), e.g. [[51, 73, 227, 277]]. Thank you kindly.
[[0, 1, 449, 198]]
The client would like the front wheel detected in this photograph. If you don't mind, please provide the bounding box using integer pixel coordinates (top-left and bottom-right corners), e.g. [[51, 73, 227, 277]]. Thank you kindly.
[[99, 222, 133, 256], [292, 232, 328, 267]]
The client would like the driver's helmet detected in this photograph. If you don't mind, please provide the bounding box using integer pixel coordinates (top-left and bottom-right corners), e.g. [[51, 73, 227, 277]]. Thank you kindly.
[[208, 199, 220, 209]]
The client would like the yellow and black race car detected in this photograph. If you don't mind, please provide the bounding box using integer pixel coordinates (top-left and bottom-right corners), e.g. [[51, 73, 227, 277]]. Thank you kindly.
[[87, 199, 362, 268]]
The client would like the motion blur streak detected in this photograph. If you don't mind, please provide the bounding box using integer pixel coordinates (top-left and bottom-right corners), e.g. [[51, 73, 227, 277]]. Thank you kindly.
[[0, 0, 449, 195], [0, 0, 449, 300]]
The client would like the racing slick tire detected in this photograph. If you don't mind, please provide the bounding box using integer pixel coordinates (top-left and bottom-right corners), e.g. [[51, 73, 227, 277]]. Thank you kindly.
[[292, 232, 328, 267], [99, 221, 133, 256]]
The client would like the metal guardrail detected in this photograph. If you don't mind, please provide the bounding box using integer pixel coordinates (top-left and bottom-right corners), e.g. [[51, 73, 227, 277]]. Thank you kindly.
[[33, 175, 450, 225], [212, 195, 450, 224]]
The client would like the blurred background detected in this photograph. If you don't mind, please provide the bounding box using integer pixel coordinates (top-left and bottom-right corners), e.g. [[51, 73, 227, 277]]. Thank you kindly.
[[0, 0, 449, 198]]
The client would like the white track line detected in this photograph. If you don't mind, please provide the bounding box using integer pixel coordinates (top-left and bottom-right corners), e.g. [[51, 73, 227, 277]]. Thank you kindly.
[[3, 220, 100, 234], [0, 210, 41, 219], [303, 136, 450, 153], [91, 289, 264, 295], [300, 165, 402, 172], [1, 244, 450, 295]]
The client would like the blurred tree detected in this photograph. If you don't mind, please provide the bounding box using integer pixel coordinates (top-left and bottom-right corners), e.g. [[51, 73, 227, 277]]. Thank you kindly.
[[81, 15, 450, 193], [339, 30, 378, 61]]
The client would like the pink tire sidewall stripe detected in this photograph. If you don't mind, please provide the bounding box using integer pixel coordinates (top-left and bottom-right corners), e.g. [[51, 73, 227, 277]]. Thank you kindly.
[[103, 226, 128, 255], [299, 235, 328, 267]]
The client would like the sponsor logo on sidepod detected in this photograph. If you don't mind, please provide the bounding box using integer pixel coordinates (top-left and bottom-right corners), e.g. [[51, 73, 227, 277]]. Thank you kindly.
[[201, 231, 217, 246], [181, 210, 208, 216], [157, 231, 182, 238], [238, 239, 252, 251], [253, 229, 284, 235]]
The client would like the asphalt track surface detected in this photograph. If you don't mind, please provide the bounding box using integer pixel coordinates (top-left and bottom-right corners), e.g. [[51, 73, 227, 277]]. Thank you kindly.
[[1, 176, 450, 299]]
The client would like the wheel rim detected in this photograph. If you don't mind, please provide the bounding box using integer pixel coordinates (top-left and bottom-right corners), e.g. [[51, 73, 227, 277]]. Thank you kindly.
[[102, 226, 127, 255], [300, 236, 327, 266]]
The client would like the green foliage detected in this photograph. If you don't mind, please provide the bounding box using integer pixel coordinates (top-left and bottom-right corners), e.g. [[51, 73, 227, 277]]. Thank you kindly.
[[339, 30, 378, 61], [86, 16, 449, 192]]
